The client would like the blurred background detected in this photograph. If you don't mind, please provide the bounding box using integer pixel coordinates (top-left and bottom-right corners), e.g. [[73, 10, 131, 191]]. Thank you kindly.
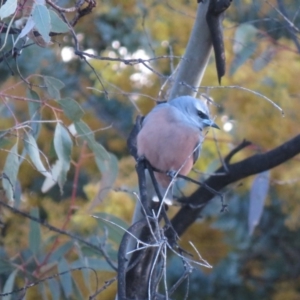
[[0, 0, 300, 299]]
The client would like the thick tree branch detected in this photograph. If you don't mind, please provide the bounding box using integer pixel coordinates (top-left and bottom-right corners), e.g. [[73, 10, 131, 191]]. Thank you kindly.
[[169, 134, 300, 237], [169, 0, 212, 98]]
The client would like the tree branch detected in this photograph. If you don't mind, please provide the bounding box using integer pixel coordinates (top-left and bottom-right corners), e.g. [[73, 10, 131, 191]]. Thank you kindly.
[[0, 196, 118, 271], [169, 0, 212, 99], [169, 134, 300, 237]]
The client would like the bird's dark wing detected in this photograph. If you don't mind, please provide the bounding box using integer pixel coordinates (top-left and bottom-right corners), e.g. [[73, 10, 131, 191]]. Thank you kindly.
[[127, 115, 144, 161]]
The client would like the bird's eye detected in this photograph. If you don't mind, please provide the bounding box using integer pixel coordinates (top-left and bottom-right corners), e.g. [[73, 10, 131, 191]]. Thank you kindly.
[[197, 110, 209, 119]]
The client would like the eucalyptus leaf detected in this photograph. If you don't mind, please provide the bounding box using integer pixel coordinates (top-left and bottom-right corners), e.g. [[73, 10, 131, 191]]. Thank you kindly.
[[58, 258, 73, 298], [2, 269, 18, 300], [54, 123, 72, 193], [27, 89, 41, 139], [252, 46, 276, 72], [14, 17, 35, 45], [71, 257, 113, 271], [2, 143, 19, 202], [0, 0, 17, 20], [32, 4, 51, 43], [72, 276, 84, 300], [74, 120, 109, 160], [230, 24, 258, 75], [44, 76, 65, 99], [230, 42, 257, 76], [49, 241, 74, 263], [24, 133, 51, 178], [29, 207, 41, 254], [248, 171, 270, 235], [89, 153, 118, 209], [48, 278, 61, 300], [57, 98, 84, 121], [0, 249, 13, 274], [41, 159, 61, 193], [94, 212, 128, 245], [49, 9, 69, 33]]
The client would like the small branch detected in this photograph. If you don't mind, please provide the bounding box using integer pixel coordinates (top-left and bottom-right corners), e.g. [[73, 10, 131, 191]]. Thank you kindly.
[[276, 0, 300, 53], [202, 85, 284, 115], [90, 276, 117, 300], [46, 0, 78, 13], [0, 197, 118, 271], [74, 50, 182, 67], [224, 139, 252, 164], [0, 267, 99, 298]]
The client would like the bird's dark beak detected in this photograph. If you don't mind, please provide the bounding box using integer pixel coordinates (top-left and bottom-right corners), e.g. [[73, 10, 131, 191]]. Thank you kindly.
[[203, 119, 220, 130], [210, 122, 220, 129]]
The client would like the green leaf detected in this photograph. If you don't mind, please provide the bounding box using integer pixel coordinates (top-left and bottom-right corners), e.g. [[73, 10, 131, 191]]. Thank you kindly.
[[230, 42, 257, 76], [54, 123, 72, 193], [32, 4, 51, 43], [230, 24, 258, 75], [38, 282, 47, 299], [49, 9, 69, 33], [248, 171, 270, 235], [72, 244, 92, 290], [49, 241, 74, 263], [27, 89, 41, 139], [2, 269, 18, 300], [16, 17, 35, 41], [0, 0, 17, 20], [87, 257, 115, 271], [233, 24, 258, 53], [89, 153, 118, 209], [41, 159, 61, 193], [0, 249, 13, 274], [252, 46, 276, 72], [57, 98, 84, 121], [44, 76, 65, 99], [95, 153, 118, 186], [24, 132, 51, 178], [29, 207, 41, 254], [91, 142, 110, 162], [0, 131, 10, 148], [48, 278, 61, 300], [58, 258, 73, 298], [0, 262, 13, 274], [74, 120, 109, 160], [71, 257, 113, 271], [2, 143, 19, 202], [72, 276, 84, 300], [94, 212, 128, 245], [73, 122, 116, 208], [74, 120, 95, 147]]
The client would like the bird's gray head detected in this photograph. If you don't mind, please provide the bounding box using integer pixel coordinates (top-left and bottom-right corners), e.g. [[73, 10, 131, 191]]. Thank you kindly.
[[169, 96, 219, 130]]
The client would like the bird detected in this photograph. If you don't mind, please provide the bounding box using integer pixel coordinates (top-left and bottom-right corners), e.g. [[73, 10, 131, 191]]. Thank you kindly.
[[136, 95, 219, 201]]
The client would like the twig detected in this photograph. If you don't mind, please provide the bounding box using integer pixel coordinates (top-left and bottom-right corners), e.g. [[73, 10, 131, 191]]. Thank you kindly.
[[89, 276, 117, 299], [202, 85, 284, 115], [0, 267, 99, 297], [0, 197, 117, 271]]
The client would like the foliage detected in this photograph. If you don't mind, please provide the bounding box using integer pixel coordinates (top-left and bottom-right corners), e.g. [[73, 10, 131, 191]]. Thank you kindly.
[[0, 0, 299, 299], [169, 190, 300, 300]]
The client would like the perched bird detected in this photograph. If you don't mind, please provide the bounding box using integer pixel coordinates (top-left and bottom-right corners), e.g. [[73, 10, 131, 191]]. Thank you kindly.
[[136, 95, 219, 200]]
